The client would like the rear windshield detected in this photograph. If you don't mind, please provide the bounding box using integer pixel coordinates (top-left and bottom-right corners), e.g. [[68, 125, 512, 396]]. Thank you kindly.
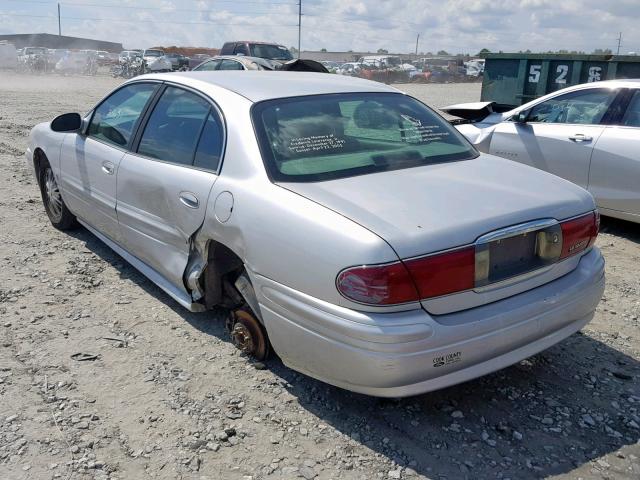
[[252, 92, 478, 182]]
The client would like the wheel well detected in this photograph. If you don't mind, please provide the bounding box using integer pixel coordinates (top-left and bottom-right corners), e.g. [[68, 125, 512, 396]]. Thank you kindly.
[[202, 240, 244, 309], [33, 148, 48, 184]]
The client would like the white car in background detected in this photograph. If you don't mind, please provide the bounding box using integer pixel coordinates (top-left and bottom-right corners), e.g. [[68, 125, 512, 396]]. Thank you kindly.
[[192, 55, 275, 71], [142, 48, 172, 72], [464, 59, 485, 77], [55, 51, 95, 74], [337, 62, 361, 76], [443, 80, 640, 223]]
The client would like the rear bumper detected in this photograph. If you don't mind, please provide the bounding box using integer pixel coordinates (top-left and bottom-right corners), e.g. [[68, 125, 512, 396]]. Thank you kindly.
[[254, 248, 605, 397]]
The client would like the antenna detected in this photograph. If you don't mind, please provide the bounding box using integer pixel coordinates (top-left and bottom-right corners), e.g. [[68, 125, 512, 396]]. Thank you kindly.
[[297, 0, 302, 58], [617, 32, 622, 55]]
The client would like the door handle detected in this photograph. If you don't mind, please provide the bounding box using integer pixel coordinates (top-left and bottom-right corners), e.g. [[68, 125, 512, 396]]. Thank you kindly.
[[101, 161, 115, 175], [569, 134, 593, 142], [179, 192, 199, 209]]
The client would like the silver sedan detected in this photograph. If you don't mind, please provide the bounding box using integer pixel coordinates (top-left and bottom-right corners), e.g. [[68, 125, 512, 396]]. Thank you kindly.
[[192, 55, 276, 71], [26, 72, 604, 397], [444, 80, 640, 224]]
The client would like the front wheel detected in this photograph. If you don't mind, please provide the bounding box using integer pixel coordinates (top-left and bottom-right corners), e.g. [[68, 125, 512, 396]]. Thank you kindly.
[[39, 163, 78, 230]]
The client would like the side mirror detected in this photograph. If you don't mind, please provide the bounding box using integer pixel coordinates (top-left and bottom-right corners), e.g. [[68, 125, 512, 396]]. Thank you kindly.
[[80, 115, 91, 135], [512, 110, 530, 123], [51, 112, 82, 132]]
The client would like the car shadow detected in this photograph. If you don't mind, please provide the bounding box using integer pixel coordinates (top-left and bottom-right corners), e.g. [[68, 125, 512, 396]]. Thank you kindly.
[[600, 215, 640, 245], [68, 226, 640, 479], [268, 336, 639, 479]]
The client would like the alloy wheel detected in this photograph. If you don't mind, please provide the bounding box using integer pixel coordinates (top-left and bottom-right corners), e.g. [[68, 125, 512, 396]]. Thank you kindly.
[[44, 168, 63, 222]]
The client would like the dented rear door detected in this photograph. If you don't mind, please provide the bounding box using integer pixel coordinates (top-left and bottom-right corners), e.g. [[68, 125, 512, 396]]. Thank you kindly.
[[115, 85, 224, 293]]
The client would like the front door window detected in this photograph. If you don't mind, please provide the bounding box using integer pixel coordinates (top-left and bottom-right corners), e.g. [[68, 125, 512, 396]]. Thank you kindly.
[[88, 83, 157, 147], [526, 89, 617, 125]]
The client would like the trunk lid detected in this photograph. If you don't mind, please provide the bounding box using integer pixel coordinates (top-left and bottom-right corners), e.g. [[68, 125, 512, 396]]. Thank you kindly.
[[282, 155, 596, 314], [283, 155, 594, 259]]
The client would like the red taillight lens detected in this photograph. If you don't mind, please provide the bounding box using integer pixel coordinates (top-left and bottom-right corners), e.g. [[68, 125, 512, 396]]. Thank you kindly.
[[404, 247, 475, 299], [336, 262, 418, 305], [337, 247, 476, 305], [560, 211, 599, 259]]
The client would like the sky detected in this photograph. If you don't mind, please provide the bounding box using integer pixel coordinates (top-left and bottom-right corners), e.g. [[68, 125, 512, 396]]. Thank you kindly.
[[1, 0, 639, 54]]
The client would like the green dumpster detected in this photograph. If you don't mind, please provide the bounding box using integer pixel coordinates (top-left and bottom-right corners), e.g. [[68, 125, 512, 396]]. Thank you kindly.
[[481, 53, 640, 108]]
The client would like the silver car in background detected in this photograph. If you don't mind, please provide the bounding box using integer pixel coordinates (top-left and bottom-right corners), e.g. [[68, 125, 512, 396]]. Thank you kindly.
[[142, 48, 172, 72], [192, 55, 275, 71], [444, 80, 640, 223], [26, 72, 604, 397]]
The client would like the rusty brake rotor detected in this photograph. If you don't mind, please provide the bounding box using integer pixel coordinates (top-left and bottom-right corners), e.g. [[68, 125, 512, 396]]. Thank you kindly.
[[229, 308, 270, 361]]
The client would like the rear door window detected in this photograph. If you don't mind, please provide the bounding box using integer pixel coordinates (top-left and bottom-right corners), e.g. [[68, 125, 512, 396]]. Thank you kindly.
[[137, 87, 210, 165], [621, 90, 640, 127], [193, 113, 224, 171]]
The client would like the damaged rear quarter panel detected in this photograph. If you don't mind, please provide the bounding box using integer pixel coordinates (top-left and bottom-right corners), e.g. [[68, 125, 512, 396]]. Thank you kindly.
[[193, 97, 400, 311]]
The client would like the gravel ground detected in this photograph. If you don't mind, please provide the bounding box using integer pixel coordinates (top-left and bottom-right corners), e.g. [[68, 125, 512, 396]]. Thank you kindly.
[[0, 72, 639, 480]]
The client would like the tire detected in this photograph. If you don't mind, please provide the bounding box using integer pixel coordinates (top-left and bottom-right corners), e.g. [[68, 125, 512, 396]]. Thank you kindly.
[[38, 159, 78, 230]]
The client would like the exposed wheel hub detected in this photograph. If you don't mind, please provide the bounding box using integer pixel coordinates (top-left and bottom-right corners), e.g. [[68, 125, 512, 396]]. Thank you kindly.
[[227, 308, 270, 361], [231, 322, 254, 352]]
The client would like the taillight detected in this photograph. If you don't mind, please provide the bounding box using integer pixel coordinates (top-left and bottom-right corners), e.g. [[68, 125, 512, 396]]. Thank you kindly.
[[404, 247, 475, 299], [336, 247, 475, 305], [560, 211, 599, 259], [336, 262, 418, 305]]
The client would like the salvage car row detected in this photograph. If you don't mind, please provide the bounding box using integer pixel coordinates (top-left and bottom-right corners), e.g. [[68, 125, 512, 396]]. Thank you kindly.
[[0, 44, 192, 75], [12, 46, 103, 75], [0, 41, 295, 76], [324, 56, 484, 83], [1, 40, 484, 83]]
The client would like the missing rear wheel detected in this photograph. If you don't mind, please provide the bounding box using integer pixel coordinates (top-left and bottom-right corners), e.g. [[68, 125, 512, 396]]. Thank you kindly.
[[227, 308, 270, 361]]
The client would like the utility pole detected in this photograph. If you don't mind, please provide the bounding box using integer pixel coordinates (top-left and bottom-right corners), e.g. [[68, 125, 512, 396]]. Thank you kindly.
[[297, 0, 302, 58], [415, 33, 420, 57], [616, 32, 622, 55], [57, 3, 61, 36]]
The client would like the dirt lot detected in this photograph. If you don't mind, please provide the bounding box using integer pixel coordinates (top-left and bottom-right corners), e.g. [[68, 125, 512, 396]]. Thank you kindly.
[[0, 72, 639, 480]]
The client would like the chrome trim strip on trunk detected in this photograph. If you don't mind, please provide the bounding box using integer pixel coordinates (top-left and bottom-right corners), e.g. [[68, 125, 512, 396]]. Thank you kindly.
[[474, 218, 558, 244]]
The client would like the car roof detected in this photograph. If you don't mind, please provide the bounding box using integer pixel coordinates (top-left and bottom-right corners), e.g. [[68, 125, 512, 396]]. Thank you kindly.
[[139, 71, 400, 102], [569, 79, 640, 89], [225, 40, 285, 45], [205, 55, 261, 62]]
